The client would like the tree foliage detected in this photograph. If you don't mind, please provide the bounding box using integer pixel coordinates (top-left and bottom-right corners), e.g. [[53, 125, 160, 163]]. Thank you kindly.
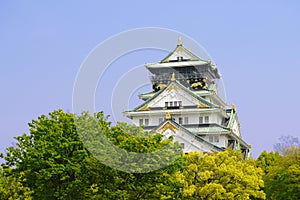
[[263, 146, 300, 200], [1, 109, 267, 199], [0, 167, 33, 200], [256, 150, 280, 174], [75, 112, 182, 173], [178, 151, 266, 200], [0, 110, 183, 199], [1, 110, 90, 199]]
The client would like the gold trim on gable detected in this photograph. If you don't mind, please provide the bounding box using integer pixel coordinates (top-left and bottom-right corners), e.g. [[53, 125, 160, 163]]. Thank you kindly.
[[137, 105, 150, 111], [197, 103, 209, 108], [158, 121, 179, 133], [166, 84, 179, 92]]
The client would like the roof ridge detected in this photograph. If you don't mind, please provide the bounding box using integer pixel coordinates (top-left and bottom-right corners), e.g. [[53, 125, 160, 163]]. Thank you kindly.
[[131, 79, 219, 111], [163, 119, 223, 151], [160, 44, 208, 63]]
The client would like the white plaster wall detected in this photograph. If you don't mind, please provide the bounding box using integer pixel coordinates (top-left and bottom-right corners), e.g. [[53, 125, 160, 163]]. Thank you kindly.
[[202, 134, 227, 148], [232, 119, 241, 137], [168, 129, 216, 153], [149, 88, 198, 108], [132, 112, 224, 127]]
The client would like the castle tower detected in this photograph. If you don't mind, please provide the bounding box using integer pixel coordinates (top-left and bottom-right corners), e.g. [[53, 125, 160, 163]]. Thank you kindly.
[[124, 38, 251, 158]]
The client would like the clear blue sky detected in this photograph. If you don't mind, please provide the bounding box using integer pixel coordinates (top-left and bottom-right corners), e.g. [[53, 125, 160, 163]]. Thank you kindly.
[[1, 1, 300, 158]]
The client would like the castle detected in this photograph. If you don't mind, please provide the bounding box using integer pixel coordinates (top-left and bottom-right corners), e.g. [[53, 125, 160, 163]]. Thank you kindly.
[[124, 38, 251, 158]]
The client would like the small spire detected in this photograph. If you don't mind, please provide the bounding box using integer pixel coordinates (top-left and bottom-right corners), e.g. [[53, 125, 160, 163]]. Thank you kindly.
[[178, 36, 182, 46], [171, 72, 175, 81], [166, 111, 171, 120]]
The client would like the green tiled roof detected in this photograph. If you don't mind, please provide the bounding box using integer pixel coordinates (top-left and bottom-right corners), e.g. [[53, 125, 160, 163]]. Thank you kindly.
[[186, 126, 229, 133], [138, 91, 156, 100], [160, 44, 208, 63]]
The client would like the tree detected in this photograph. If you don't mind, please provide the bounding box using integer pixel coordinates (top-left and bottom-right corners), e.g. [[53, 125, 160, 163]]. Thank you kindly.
[[0, 167, 33, 200], [75, 117, 184, 199], [1, 109, 269, 199], [1, 110, 92, 199], [75, 113, 182, 173], [178, 150, 266, 200], [256, 150, 280, 174], [264, 146, 300, 200], [0, 110, 184, 199]]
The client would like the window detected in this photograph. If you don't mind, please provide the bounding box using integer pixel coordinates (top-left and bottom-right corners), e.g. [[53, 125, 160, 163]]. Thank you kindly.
[[199, 116, 203, 124], [145, 119, 149, 126], [209, 135, 219, 143], [179, 117, 183, 125], [184, 117, 189, 124], [205, 116, 209, 123], [139, 119, 143, 126], [214, 135, 219, 143], [209, 135, 214, 142], [165, 101, 182, 108], [179, 101, 182, 107], [159, 118, 163, 124]]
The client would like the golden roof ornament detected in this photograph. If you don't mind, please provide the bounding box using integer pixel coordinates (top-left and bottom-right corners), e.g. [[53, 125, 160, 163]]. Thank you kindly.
[[171, 72, 175, 81], [166, 111, 171, 120], [232, 103, 236, 112], [178, 36, 182, 46]]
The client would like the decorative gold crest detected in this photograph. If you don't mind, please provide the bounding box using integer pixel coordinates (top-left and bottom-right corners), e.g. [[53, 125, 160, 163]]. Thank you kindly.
[[231, 103, 236, 112], [177, 36, 182, 46], [158, 121, 179, 133], [166, 111, 171, 119], [191, 81, 203, 88], [156, 83, 166, 90]]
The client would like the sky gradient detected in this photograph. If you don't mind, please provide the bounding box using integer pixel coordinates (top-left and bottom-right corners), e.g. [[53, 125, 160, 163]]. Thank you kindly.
[[1, 1, 300, 158]]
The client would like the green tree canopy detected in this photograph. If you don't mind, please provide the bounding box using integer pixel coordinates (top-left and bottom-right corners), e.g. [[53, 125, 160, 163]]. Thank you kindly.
[[264, 146, 300, 200], [0, 167, 33, 200], [0, 110, 183, 199], [1, 110, 91, 199], [1, 109, 268, 199], [179, 151, 266, 200], [256, 150, 280, 174]]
